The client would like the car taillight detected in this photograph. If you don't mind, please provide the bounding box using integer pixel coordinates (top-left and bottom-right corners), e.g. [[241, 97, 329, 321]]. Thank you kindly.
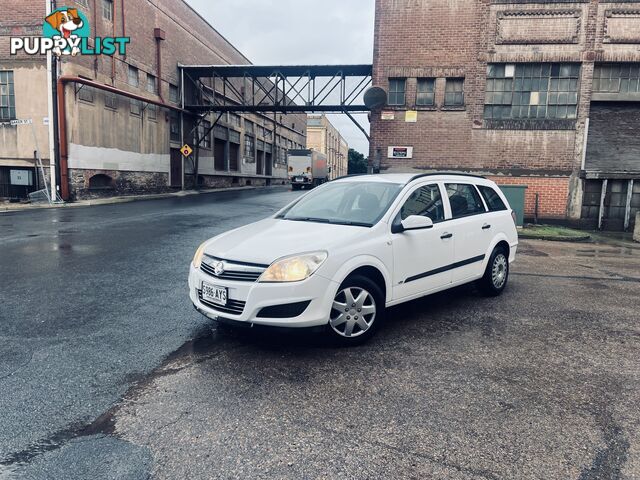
[[511, 210, 517, 226]]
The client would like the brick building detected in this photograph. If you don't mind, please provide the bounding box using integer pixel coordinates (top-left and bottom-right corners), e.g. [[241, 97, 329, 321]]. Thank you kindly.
[[370, 0, 640, 230], [307, 114, 349, 179], [0, 0, 306, 201]]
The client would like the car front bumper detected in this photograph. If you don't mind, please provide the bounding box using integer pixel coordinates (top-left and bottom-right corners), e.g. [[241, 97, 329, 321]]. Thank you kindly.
[[188, 264, 338, 328]]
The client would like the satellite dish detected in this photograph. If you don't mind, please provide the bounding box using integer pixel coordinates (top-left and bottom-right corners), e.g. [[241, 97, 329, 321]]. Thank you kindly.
[[363, 86, 387, 110]]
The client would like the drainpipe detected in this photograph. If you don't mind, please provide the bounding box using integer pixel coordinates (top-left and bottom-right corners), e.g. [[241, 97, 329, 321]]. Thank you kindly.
[[46, 0, 59, 199], [154, 28, 166, 102], [111, 0, 116, 82], [56, 75, 190, 201], [121, 0, 126, 59]]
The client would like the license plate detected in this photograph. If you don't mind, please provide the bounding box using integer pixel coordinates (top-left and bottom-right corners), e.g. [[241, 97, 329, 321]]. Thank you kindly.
[[294, 177, 305, 183], [201, 282, 228, 306]]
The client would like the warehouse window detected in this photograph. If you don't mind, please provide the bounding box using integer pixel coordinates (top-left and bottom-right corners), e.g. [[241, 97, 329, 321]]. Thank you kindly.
[[146, 74, 157, 94], [388, 78, 406, 106], [484, 63, 580, 120], [444, 78, 465, 107], [130, 99, 141, 116], [128, 66, 139, 87], [104, 92, 117, 110], [170, 111, 180, 142], [78, 85, 94, 103], [198, 121, 211, 149], [244, 119, 254, 134], [593, 63, 640, 94], [0, 71, 15, 121], [244, 135, 255, 160], [169, 84, 179, 104], [147, 104, 157, 121], [416, 78, 435, 106], [102, 0, 113, 21]]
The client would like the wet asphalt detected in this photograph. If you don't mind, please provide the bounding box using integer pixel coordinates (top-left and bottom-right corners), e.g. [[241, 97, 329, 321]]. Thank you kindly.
[[1, 188, 640, 479]]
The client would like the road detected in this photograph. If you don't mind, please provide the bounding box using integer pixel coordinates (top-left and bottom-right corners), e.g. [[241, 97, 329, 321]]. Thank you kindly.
[[1, 188, 640, 479]]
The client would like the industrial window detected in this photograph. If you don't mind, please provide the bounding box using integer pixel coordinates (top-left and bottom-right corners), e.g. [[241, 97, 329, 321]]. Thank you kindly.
[[446, 184, 486, 218], [102, 0, 113, 21], [198, 121, 211, 149], [484, 63, 580, 120], [230, 114, 242, 128], [388, 78, 406, 106], [104, 92, 117, 110], [478, 186, 507, 212], [130, 99, 141, 116], [146, 74, 157, 94], [169, 84, 179, 104], [444, 78, 465, 107], [0, 71, 15, 120], [147, 104, 157, 121], [593, 63, 640, 94], [169, 111, 180, 142], [416, 78, 435, 106], [244, 135, 255, 160], [244, 119, 254, 134], [128, 66, 139, 87], [78, 85, 94, 103]]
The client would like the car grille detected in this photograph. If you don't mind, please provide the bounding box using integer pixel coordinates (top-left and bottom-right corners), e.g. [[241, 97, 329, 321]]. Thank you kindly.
[[198, 290, 246, 315], [200, 256, 267, 283]]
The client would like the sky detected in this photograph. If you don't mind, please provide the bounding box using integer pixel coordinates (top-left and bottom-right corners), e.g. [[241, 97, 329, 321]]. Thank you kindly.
[[185, 0, 375, 155]]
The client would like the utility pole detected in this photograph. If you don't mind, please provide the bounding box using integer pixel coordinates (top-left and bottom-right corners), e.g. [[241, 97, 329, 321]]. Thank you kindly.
[[46, 0, 60, 200]]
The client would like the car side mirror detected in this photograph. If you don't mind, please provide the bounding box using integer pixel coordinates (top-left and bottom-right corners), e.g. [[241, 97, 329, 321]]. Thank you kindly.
[[400, 215, 434, 232]]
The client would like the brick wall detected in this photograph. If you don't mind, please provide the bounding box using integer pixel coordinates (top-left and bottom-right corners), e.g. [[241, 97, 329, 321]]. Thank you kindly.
[[489, 176, 570, 219], [370, 0, 640, 222]]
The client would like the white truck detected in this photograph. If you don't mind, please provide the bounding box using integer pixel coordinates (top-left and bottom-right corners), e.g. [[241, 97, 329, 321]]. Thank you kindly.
[[288, 149, 329, 190]]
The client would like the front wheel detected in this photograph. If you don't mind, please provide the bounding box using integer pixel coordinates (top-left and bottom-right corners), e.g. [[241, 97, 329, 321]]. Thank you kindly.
[[327, 275, 385, 345], [477, 247, 510, 296]]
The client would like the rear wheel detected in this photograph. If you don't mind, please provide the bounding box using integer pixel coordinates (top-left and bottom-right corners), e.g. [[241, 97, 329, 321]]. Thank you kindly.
[[327, 275, 385, 345], [477, 246, 509, 296]]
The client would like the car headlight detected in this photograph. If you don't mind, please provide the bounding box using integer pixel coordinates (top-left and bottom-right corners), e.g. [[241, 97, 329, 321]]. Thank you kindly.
[[192, 242, 207, 269], [259, 251, 328, 283]]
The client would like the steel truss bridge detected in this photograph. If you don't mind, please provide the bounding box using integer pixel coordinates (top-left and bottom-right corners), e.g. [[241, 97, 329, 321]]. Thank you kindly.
[[179, 64, 373, 149]]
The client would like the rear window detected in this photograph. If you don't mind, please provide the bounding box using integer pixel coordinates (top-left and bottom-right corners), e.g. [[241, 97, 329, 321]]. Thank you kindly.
[[478, 186, 507, 212]]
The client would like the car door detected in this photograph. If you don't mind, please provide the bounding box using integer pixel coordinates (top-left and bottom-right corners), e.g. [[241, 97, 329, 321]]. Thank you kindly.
[[391, 183, 455, 300], [444, 183, 490, 283]]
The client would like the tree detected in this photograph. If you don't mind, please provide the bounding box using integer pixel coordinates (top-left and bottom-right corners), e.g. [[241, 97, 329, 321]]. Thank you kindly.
[[348, 148, 368, 174]]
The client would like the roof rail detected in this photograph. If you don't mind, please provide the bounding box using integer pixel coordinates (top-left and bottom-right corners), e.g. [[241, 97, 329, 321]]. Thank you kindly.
[[331, 174, 369, 181], [408, 172, 487, 183]]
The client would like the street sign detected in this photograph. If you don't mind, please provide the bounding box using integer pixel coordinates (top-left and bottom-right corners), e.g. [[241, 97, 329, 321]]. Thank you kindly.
[[11, 119, 33, 126], [180, 144, 193, 157]]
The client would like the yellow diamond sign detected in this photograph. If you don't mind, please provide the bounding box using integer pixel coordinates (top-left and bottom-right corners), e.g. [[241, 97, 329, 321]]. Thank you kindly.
[[180, 144, 193, 157]]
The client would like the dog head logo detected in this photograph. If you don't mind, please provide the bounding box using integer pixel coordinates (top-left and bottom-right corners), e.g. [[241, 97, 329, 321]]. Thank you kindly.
[[43, 7, 90, 56]]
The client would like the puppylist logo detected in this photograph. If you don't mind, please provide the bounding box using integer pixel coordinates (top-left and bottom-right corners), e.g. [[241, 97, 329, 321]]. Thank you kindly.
[[10, 7, 129, 57]]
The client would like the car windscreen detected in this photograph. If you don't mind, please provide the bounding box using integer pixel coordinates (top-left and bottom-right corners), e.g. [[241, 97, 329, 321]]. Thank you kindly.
[[276, 181, 403, 227]]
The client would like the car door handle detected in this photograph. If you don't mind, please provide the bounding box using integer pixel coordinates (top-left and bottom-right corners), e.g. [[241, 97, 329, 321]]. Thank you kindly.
[[440, 233, 453, 239], [482, 224, 492, 230]]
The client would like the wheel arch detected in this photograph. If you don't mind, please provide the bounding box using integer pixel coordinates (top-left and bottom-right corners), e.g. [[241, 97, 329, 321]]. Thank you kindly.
[[481, 234, 511, 271], [331, 256, 392, 304]]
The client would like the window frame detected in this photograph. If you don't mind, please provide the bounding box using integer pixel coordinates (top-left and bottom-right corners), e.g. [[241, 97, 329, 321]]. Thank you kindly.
[[484, 62, 580, 120], [388, 78, 406, 106], [0, 71, 16, 121], [416, 78, 436, 107], [128, 66, 139, 88], [444, 78, 465, 108], [102, 0, 113, 22], [146, 74, 157, 94]]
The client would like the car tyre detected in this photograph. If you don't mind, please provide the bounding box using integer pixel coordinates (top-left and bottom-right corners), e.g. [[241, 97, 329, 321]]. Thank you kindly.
[[292, 184, 300, 191], [477, 246, 510, 297], [327, 274, 385, 346]]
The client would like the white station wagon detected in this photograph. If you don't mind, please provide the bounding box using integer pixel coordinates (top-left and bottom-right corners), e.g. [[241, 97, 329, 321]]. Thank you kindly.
[[189, 173, 518, 344]]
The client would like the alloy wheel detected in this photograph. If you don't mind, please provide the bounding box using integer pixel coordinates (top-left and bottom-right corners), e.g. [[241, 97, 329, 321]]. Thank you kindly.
[[330, 287, 377, 338], [492, 253, 508, 289]]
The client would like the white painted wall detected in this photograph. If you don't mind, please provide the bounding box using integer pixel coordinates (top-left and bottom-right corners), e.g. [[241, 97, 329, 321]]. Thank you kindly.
[[68, 143, 170, 173]]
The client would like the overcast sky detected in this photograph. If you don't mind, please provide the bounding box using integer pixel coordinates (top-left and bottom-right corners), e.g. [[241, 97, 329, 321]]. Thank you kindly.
[[185, 0, 375, 155]]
